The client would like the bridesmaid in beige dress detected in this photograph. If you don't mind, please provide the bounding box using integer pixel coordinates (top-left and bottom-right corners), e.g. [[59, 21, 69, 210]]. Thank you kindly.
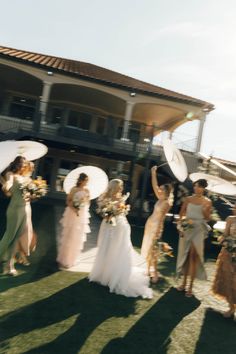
[[176, 179, 212, 297], [141, 166, 172, 283], [212, 203, 236, 318]]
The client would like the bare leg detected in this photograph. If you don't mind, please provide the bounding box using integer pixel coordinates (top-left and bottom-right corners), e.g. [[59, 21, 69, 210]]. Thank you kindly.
[[186, 245, 199, 296], [177, 253, 190, 291]]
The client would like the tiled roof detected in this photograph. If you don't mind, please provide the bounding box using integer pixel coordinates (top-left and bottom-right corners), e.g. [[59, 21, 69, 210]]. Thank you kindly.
[[0, 45, 214, 109]]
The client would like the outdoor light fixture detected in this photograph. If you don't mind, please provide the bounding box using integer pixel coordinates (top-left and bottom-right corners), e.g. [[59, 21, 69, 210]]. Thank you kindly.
[[202, 107, 210, 113], [185, 112, 194, 119]]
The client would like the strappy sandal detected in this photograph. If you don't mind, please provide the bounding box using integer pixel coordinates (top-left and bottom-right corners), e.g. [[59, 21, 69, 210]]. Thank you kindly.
[[185, 289, 193, 297], [150, 271, 159, 284], [176, 285, 186, 292]]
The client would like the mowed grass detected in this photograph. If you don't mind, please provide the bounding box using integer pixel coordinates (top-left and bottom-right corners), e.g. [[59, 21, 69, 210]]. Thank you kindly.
[[0, 200, 235, 354]]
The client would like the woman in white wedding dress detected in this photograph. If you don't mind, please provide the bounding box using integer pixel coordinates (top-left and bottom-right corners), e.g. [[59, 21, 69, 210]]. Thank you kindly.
[[89, 179, 153, 299]]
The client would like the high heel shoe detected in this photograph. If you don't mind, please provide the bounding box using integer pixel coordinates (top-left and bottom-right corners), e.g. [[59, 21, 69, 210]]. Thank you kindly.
[[8, 269, 18, 276], [150, 271, 159, 284]]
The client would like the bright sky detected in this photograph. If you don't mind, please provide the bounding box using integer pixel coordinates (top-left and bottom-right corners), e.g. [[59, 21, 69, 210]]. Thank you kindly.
[[1, 0, 236, 161]]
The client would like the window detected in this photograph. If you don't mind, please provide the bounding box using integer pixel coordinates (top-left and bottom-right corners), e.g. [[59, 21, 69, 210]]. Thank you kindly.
[[67, 111, 92, 130], [55, 160, 84, 192], [96, 117, 106, 134], [48, 107, 64, 124], [9, 96, 36, 120]]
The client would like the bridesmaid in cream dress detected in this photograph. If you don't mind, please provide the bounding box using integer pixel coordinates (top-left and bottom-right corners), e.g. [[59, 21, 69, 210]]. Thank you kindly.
[[141, 166, 172, 283], [57, 173, 91, 269], [212, 203, 236, 318], [176, 179, 212, 297]]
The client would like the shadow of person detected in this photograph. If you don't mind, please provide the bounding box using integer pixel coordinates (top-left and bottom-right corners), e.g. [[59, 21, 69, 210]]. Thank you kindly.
[[101, 287, 201, 354], [0, 278, 136, 354], [194, 308, 236, 354]]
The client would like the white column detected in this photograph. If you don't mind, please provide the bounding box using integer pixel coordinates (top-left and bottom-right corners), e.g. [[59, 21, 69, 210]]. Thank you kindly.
[[121, 101, 134, 140], [40, 81, 52, 124], [196, 113, 206, 153]]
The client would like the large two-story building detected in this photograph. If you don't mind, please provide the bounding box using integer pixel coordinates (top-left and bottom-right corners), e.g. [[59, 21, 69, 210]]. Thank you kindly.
[[0, 45, 214, 210]]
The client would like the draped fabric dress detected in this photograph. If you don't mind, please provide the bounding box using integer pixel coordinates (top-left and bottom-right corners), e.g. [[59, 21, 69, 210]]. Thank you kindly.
[[0, 178, 27, 262], [212, 217, 236, 304], [89, 215, 153, 299], [18, 200, 36, 256], [57, 189, 91, 269], [141, 200, 169, 261], [176, 203, 210, 280]]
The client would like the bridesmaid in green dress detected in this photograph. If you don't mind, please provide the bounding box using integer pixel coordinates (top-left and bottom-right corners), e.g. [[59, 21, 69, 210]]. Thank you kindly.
[[0, 156, 27, 275]]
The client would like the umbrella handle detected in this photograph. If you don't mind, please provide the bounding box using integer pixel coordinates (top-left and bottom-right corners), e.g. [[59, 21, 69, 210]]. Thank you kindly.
[[157, 162, 169, 168]]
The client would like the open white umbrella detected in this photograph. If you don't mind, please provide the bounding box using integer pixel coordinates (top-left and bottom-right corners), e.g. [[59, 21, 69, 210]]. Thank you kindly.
[[213, 220, 226, 232], [190, 172, 236, 196], [63, 166, 109, 199], [158, 138, 188, 182], [15, 140, 48, 160], [0, 140, 18, 174]]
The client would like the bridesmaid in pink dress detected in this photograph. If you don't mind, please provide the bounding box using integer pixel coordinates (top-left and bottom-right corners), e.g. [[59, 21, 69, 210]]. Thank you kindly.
[[141, 166, 172, 283], [57, 173, 91, 269]]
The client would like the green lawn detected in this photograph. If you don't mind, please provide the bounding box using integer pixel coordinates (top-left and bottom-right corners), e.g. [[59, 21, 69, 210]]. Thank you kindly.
[[0, 201, 235, 354]]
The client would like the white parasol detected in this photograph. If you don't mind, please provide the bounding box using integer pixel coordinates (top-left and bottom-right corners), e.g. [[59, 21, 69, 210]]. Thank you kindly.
[[63, 166, 109, 199], [189, 172, 236, 196], [213, 220, 226, 232], [158, 138, 188, 182], [0, 141, 18, 174], [15, 140, 48, 160]]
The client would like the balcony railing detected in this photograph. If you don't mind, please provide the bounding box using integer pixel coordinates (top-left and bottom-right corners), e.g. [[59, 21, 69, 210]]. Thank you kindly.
[[0, 114, 198, 166]]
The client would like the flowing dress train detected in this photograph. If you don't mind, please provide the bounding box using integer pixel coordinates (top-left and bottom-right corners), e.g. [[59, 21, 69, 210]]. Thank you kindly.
[[89, 215, 153, 299], [57, 190, 91, 268]]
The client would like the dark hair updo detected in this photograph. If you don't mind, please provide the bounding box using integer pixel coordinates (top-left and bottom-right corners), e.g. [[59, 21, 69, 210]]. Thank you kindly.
[[161, 183, 172, 197], [193, 178, 208, 189], [76, 173, 88, 187], [9, 156, 26, 174]]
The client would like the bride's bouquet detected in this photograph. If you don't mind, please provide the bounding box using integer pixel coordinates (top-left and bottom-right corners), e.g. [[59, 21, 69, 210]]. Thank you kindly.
[[20, 176, 48, 201], [97, 193, 130, 226], [177, 218, 194, 235]]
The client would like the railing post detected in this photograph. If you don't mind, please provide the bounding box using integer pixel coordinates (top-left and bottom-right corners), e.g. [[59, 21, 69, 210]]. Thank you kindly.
[[121, 101, 134, 140], [138, 125, 155, 219]]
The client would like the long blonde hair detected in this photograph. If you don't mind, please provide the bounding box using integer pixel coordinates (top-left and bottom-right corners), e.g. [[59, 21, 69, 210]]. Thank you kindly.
[[99, 179, 123, 201]]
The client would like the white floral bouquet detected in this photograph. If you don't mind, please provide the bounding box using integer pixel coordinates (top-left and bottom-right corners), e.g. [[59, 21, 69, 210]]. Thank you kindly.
[[177, 218, 194, 235], [97, 193, 130, 226], [20, 176, 48, 201]]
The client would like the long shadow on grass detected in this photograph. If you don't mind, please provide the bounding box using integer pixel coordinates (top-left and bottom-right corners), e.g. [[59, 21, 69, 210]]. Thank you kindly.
[[194, 308, 236, 354], [0, 278, 137, 354], [101, 287, 200, 354]]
